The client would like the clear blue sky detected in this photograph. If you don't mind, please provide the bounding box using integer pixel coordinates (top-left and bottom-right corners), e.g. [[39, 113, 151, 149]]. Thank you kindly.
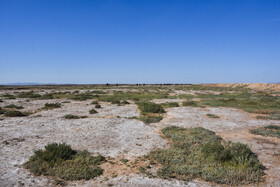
[[0, 0, 279, 84]]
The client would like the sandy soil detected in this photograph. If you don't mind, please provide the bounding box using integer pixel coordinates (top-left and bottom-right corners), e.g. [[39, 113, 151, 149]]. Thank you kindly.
[[0, 88, 280, 186]]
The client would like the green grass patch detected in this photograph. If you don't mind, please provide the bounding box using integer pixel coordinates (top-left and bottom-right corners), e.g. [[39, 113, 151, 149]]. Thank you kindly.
[[4, 104, 24, 109], [2, 94, 16, 99], [120, 158, 129, 164], [43, 103, 61, 110], [24, 142, 106, 180], [147, 126, 264, 185], [91, 101, 98, 104], [206, 114, 220, 118], [139, 115, 163, 124], [250, 125, 280, 139]]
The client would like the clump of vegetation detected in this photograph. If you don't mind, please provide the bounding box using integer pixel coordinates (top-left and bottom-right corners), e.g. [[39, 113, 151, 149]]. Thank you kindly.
[[0, 107, 5, 114], [137, 102, 166, 114], [4, 104, 24, 109], [0, 99, 3, 102], [201, 93, 280, 120], [206, 113, 220, 118], [182, 100, 200, 107], [43, 103, 61, 110], [4, 110, 28, 117], [64, 114, 87, 119], [18, 91, 41, 98], [91, 101, 98, 105], [95, 104, 101, 108], [24, 142, 106, 180], [250, 125, 280, 139], [120, 158, 129, 164], [89, 109, 98, 114], [121, 100, 130, 105], [2, 94, 16, 99], [40, 93, 54, 99], [72, 93, 94, 101], [147, 126, 264, 185], [136, 102, 165, 124], [161, 102, 179, 108], [139, 115, 163, 124]]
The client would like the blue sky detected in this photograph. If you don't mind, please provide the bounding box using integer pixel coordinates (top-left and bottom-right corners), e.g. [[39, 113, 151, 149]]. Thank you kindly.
[[0, 0, 279, 84]]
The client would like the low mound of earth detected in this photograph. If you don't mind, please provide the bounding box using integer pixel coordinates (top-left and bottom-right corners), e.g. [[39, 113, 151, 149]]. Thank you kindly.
[[203, 83, 280, 92]]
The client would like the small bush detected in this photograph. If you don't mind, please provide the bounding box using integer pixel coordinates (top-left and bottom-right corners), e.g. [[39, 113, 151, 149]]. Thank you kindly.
[[0, 99, 3, 102], [64, 114, 87, 119], [43, 103, 61, 110], [24, 143, 106, 181], [121, 100, 130, 105], [91, 101, 98, 105], [4, 104, 24, 109], [182, 100, 199, 107], [89, 109, 98, 114], [4, 110, 27, 117], [250, 125, 280, 139], [137, 102, 165, 114], [206, 113, 220, 118], [40, 93, 54, 99], [95, 104, 101, 108], [0, 107, 5, 114]]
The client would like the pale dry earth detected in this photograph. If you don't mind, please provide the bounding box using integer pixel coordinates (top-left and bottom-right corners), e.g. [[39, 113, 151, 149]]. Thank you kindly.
[[0, 87, 280, 187]]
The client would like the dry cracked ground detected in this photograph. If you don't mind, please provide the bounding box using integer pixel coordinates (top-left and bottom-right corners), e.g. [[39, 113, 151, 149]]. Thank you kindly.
[[0, 84, 280, 187]]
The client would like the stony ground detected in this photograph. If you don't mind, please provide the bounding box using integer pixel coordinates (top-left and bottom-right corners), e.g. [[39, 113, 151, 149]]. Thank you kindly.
[[0, 87, 279, 187]]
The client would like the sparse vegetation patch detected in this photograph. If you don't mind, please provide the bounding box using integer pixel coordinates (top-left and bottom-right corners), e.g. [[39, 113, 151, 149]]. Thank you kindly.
[[250, 125, 280, 139], [24, 142, 106, 180], [89, 109, 98, 114], [4, 110, 28, 117], [146, 126, 264, 185], [43, 103, 61, 110], [4, 104, 24, 109]]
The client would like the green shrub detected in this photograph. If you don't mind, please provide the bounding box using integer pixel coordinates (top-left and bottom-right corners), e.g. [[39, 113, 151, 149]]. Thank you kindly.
[[206, 114, 220, 118], [89, 109, 98, 114], [121, 100, 130, 104], [0, 107, 5, 114], [182, 100, 199, 107], [43, 103, 61, 110], [64, 114, 87, 119], [250, 125, 280, 139], [4, 110, 27, 117], [24, 143, 106, 180], [137, 102, 165, 114], [91, 101, 98, 105], [4, 104, 24, 109], [148, 126, 264, 185], [95, 104, 101, 108]]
